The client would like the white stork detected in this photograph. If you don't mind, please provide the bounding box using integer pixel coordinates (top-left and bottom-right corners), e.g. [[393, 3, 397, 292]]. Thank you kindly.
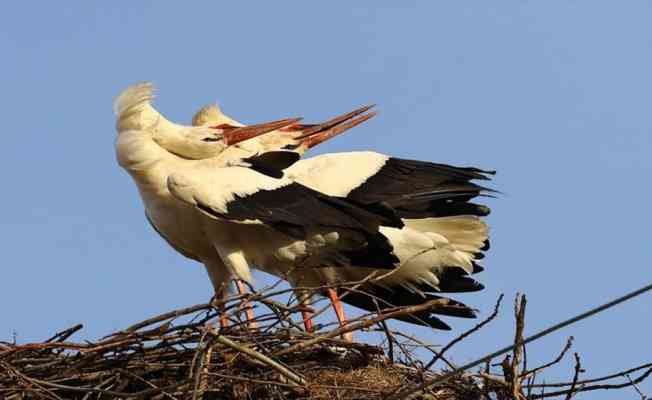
[[191, 102, 376, 160], [189, 103, 494, 335], [115, 82, 492, 339], [115, 83, 404, 332]]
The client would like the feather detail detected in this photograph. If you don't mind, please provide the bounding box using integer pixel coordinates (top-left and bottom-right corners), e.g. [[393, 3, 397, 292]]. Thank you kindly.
[[113, 81, 155, 117], [114, 82, 162, 133], [192, 104, 244, 127]]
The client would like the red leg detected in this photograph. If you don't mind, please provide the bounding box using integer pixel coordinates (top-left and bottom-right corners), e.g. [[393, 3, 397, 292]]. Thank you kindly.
[[296, 290, 314, 333], [235, 279, 257, 329], [219, 311, 229, 329], [301, 309, 314, 332], [213, 288, 230, 330], [326, 288, 353, 342]]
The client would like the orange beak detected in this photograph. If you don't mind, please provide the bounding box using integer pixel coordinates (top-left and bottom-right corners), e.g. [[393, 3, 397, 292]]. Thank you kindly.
[[216, 118, 303, 146], [287, 105, 377, 149], [301, 111, 377, 149]]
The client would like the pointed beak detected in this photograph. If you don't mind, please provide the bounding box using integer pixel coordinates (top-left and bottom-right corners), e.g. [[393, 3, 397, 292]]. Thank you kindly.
[[299, 108, 377, 149], [298, 104, 375, 137], [219, 118, 302, 145], [285, 105, 377, 149]]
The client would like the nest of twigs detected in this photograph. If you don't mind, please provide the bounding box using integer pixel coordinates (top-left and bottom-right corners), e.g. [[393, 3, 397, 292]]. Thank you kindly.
[[2, 282, 650, 399]]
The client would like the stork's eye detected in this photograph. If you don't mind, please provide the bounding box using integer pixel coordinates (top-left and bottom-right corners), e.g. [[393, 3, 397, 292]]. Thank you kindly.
[[202, 137, 220, 142], [282, 143, 300, 150]]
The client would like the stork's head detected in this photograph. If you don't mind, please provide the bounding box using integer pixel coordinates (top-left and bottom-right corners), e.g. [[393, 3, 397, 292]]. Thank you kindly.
[[192, 104, 242, 128], [114, 83, 299, 161], [151, 118, 301, 160], [191, 104, 377, 156]]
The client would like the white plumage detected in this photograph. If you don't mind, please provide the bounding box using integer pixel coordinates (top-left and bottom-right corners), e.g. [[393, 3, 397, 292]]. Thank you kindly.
[[190, 104, 492, 293], [115, 83, 398, 299], [115, 82, 494, 332]]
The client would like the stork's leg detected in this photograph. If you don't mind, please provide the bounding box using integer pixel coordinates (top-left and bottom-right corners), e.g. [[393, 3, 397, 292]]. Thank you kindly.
[[214, 288, 230, 329], [211, 243, 256, 330], [235, 279, 257, 329], [203, 258, 233, 330], [296, 290, 314, 333], [326, 288, 353, 342]]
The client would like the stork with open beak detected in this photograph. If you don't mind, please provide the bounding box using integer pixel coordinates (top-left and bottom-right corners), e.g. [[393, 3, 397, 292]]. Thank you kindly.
[[191, 102, 376, 160], [189, 103, 494, 337], [115, 83, 412, 332]]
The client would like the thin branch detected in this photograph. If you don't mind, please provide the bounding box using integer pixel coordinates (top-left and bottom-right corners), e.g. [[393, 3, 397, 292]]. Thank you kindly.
[[510, 294, 527, 399], [626, 373, 648, 400], [44, 324, 83, 344], [425, 294, 503, 370], [385, 282, 652, 400], [373, 297, 395, 364], [274, 298, 452, 357], [521, 336, 574, 378], [529, 367, 652, 398], [564, 353, 582, 400], [529, 362, 652, 388], [207, 330, 306, 386]]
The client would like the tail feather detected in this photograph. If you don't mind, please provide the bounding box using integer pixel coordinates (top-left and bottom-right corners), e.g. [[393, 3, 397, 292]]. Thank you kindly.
[[432, 266, 484, 293], [472, 262, 484, 274], [405, 216, 489, 259], [337, 284, 477, 330]]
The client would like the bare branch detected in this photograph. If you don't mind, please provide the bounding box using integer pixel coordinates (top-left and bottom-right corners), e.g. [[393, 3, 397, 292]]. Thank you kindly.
[[424, 294, 504, 370]]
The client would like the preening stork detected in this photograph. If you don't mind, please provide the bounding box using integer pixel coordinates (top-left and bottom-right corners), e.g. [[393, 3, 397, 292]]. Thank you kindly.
[[115, 83, 400, 328], [191, 102, 376, 160], [114, 82, 494, 339], [190, 104, 495, 333]]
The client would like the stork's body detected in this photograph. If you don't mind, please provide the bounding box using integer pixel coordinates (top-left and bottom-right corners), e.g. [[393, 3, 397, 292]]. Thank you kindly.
[[190, 104, 494, 330], [115, 83, 494, 335], [114, 84, 302, 283], [114, 84, 407, 330]]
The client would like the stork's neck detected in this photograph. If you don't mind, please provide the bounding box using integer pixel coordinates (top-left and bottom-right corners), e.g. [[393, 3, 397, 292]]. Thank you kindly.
[[116, 102, 158, 132], [115, 98, 180, 170], [115, 102, 180, 196], [115, 130, 170, 192]]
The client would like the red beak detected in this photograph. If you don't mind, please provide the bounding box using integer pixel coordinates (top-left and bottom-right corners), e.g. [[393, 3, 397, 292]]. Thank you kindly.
[[286, 105, 377, 149], [217, 118, 303, 146], [300, 110, 377, 149]]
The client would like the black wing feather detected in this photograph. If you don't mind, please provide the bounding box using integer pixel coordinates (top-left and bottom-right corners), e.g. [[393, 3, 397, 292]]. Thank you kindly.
[[337, 284, 477, 330], [197, 182, 404, 268], [218, 182, 403, 232], [348, 158, 495, 218], [242, 151, 301, 178]]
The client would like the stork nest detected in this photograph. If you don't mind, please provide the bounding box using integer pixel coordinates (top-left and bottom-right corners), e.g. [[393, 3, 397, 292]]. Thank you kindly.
[[2, 284, 650, 399]]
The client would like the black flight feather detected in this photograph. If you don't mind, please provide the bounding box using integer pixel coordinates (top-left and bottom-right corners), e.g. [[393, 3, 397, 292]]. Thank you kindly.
[[348, 157, 495, 218], [336, 284, 477, 330], [196, 182, 404, 269], [242, 151, 301, 178]]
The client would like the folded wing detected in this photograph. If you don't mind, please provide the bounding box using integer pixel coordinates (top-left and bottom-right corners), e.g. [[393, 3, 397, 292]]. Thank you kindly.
[[166, 165, 404, 269]]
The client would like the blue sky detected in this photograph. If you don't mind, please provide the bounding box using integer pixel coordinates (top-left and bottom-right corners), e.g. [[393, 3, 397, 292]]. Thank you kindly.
[[2, 2, 650, 397]]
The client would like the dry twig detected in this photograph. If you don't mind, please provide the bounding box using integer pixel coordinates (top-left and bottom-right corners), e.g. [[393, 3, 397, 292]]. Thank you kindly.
[[2, 282, 650, 400]]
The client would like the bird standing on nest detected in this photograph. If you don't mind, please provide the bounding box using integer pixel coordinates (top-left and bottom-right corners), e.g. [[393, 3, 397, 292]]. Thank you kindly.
[[114, 82, 494, 340]]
